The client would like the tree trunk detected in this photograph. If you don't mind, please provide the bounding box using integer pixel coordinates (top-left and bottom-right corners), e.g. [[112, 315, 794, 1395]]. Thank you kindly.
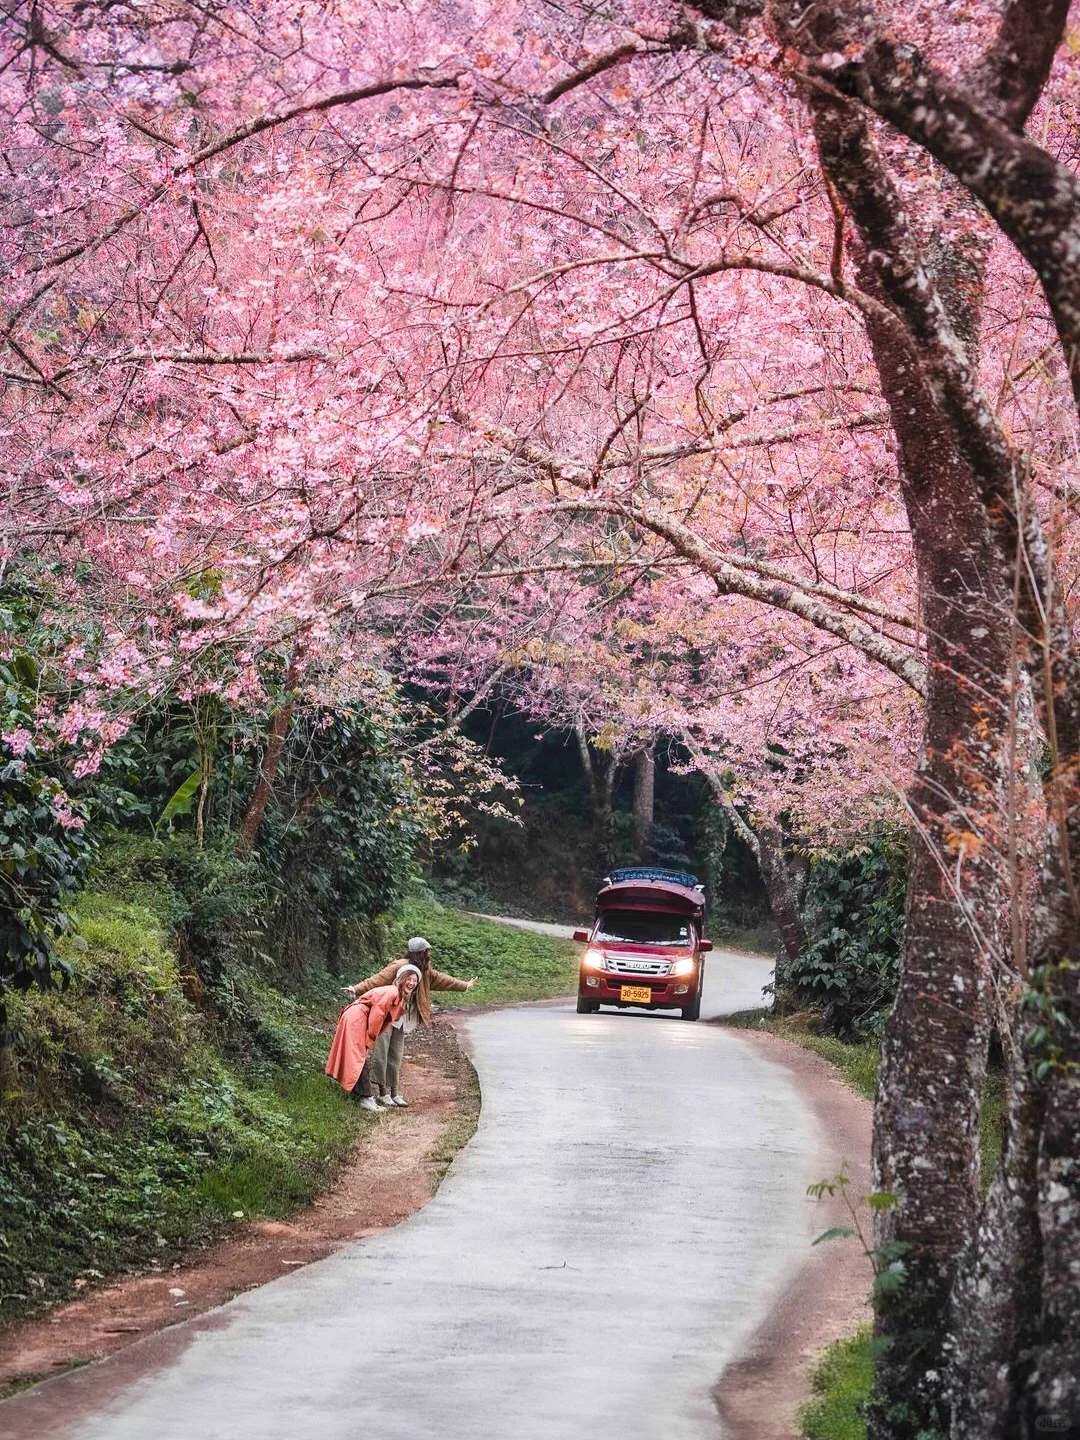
[[326, 911, 342, 977], [596, 752, 618, 864], [947, 680, 1046, 1440], [811, 96, 1015, 1440], [951, 1057, 1045, 1439], [631, 743, 655, 859], [684, 738, 810, 964], [756, 824, 809, 966], [237, 656, 299, 859], [574, 721, 598, 808], [1025, 845, 1080, 1430]]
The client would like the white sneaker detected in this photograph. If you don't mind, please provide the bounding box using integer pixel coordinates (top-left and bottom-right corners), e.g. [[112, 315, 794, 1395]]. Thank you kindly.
[[358, 1096, 381, 1112], [376, 1094, 396, 1107], [390, 1094, 409, 1107]]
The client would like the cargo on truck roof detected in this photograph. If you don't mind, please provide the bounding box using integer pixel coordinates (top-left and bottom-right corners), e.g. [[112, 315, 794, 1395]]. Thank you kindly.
[[602, 867, 704, 892]]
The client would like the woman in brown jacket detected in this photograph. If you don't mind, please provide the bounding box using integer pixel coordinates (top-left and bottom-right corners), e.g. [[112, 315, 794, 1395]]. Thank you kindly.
[[342, 937, 475, 1108]]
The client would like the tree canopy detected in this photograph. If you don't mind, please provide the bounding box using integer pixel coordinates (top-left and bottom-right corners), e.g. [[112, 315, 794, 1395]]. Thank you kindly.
[[4, 3, 1080, 1436]]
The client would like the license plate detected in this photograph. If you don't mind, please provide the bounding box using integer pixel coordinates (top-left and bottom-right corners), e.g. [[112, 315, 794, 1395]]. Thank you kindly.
[[620, 985, 652, 1004]]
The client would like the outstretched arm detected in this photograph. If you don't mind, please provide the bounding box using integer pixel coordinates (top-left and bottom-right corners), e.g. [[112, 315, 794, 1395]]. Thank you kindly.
[[429, 967, 476, 993]]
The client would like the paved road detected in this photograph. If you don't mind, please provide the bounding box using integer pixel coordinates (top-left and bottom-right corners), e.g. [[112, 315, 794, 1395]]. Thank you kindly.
[[3, 944, 822, 1440]]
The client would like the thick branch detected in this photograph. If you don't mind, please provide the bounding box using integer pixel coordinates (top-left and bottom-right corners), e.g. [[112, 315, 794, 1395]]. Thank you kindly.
[[541, 43, 642, 103], [476, 420, 919, 633], [769, 1, 1080, 420]]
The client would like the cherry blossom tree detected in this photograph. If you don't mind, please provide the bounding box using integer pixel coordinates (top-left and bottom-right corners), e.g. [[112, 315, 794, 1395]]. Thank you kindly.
[[4, 4, 1080, 1436]]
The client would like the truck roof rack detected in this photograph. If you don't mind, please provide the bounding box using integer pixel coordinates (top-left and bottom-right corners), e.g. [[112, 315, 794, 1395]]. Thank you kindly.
[[603, 867, 703, 892]]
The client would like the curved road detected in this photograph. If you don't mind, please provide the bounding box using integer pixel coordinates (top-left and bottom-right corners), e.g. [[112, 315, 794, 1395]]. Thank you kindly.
[[2, 939, 825, 1440]]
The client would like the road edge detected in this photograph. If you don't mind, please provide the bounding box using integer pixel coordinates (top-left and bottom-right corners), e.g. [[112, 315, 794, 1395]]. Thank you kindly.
[[709, 1028, 873, 1440]]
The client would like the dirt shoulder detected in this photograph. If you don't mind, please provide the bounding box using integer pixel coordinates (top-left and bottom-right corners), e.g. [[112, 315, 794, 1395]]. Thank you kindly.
[[0, 1018, 478, 1401], [711, 1027, 873, 1440]]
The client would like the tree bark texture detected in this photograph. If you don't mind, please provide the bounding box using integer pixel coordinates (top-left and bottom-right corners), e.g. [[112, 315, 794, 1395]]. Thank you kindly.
[[574, 721, 597, 806], [631, 743, 655, 858], [755, 825, 809, 966], [685, 738, 810, 964], [812, 94, 1016, 1440], [237, 656, 300, 859]]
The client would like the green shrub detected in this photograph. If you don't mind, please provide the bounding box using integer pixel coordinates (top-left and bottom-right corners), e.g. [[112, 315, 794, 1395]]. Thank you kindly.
[[262, 706, 420, 965], [90, 832, 268, 975], [0, 588, 94, 1024], [778, 827, 907, 1038]]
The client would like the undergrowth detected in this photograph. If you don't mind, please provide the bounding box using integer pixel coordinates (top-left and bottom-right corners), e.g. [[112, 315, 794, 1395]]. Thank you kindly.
[[0, 890, 559, 1325], [0, 891, 373, 1323]]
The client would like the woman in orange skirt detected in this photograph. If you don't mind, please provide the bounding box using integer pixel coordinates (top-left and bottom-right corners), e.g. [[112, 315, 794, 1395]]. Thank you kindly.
[[325, 963, 421, 1109]]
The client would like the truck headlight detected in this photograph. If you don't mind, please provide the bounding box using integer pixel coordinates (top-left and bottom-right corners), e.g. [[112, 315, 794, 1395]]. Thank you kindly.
[[582, 948, 606, 971], [672, 956, 696, 977]]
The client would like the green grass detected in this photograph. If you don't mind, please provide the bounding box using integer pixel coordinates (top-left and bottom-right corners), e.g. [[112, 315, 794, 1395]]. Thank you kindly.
[[800, 1327, 874, 1440], [192, 1070, 369, 1219], [395, 900, 578, 1006], [0, 891, 375, 1322]]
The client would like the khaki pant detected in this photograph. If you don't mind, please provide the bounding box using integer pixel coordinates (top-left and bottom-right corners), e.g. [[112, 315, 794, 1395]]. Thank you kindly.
[[367, 1025, 406, 1096]]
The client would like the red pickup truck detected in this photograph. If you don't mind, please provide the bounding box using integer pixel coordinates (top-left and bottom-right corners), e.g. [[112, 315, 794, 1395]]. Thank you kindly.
[[574, 868, 713, 1021]]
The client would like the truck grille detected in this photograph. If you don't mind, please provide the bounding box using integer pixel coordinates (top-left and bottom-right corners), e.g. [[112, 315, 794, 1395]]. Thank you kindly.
[[603, 953, 673, 977]]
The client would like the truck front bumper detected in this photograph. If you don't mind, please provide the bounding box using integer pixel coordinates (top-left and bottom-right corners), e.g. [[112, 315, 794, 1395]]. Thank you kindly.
[[579, 971, 697, 1010]]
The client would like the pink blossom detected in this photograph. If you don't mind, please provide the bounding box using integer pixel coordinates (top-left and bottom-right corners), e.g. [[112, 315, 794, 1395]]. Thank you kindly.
[[3, 727, 34, 756]]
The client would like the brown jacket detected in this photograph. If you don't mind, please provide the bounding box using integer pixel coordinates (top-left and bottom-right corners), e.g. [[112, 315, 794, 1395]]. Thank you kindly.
[[351, 957, 469, 1025]]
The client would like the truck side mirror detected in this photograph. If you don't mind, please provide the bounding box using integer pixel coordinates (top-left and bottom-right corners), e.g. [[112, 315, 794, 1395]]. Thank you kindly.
[[699, 939, 714, 953], [573, 929, 590, 943]]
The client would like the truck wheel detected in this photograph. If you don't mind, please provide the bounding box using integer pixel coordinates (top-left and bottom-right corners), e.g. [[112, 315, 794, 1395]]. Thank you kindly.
[[681, 994, 701, 1021], [576, 996, 599, 1014]]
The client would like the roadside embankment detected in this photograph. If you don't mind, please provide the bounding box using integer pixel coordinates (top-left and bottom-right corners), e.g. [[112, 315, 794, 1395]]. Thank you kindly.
[[716, 1010, 1004, 1440], [0, 890, 374, 1334]]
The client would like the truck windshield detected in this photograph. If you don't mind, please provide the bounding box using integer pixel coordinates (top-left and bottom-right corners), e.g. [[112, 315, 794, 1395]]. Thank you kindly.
[[594, 910, 694, 946]]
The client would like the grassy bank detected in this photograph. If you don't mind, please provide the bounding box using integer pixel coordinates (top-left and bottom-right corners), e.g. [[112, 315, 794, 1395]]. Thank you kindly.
[[394, 901, 578, 1005], [800, 1328, 874, 1440], [724, 1011, 880, 1099], [0, 893, 573, 1325], [0, 891, 375, 1324], [722, 1010, 1004, 1184]]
